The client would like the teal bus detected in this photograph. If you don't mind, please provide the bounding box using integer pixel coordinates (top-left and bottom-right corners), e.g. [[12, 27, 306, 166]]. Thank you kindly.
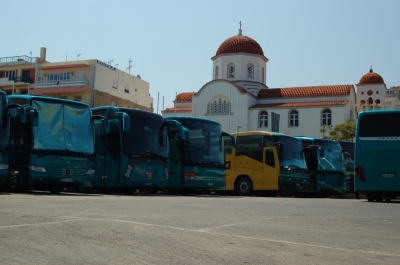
[[2, 95, 104, 194], [295, 137, 347, 196], [164, 116, 235, 195], [0, 91, 26, 190], [355, 110, 400, 202], [91, 107, 186, 194]]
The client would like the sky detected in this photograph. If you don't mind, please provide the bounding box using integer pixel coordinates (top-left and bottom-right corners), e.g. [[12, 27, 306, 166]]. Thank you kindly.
[[2, 0, 399, 114]]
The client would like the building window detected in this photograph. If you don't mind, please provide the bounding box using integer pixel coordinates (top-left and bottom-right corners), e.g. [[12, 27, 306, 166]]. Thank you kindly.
[[262, 67, 265, 83], [247, 64, 254, 79], [289, 110, 299, 127], [48, 72, 71, 84], [322, 109, 332, 126], [124, 83, 130, 93], [214, 66, 219, 79], [259, 111, 268, 127], [74, 95, 82, 101], [208, 97, 231, 115], [227, 63, 235, 79], [112, 79, 118, 89]]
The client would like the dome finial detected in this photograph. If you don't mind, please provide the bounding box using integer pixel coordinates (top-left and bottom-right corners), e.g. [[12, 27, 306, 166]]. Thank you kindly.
[[370, 65, 373, 73], [238, 21, 242, 36]]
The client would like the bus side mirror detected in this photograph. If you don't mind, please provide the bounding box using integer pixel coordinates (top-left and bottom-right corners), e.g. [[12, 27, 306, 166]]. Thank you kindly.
[[274, 142, 283, 152], [183, 128, 190, 144], [115, 112, 130, 133], [3, 104, 27, 128], [92, 115, 109, 133], [27, 108, 39, 127]]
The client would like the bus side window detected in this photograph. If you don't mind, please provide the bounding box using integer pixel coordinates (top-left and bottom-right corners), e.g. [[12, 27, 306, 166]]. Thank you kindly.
[[265, 149, 275, 167]]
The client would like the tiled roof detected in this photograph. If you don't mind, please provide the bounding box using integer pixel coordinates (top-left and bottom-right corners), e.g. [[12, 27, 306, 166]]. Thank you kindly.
[[257, 85, 352, 98], [163, 107, 192, 113], [251, 100, 349, 109], [38, 63, 89, 70], [175, 92, 198, 102], [359, 69, 384, 84], [216, 35, 264, 56]]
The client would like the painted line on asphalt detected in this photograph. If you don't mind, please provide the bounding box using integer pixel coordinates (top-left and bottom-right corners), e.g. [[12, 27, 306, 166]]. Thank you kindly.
[[0, 214, 399, 258], [196, 218, 273, 232], [75, 217, 400, 258], [0, 219, 84, 229]]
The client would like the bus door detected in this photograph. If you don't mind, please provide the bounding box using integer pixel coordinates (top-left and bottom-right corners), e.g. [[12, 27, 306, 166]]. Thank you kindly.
[[302, 146, 318, 192], [263, 146, 280, 190], [165, 121, 188, 189], [94, 119, 120, 188], [8, 108, 32, 185]]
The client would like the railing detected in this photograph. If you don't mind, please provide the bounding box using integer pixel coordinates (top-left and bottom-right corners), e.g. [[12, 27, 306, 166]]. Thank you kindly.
[[35, 78, 89, 88], [6, 77, 35, 84], [0, 56, 37, 63]]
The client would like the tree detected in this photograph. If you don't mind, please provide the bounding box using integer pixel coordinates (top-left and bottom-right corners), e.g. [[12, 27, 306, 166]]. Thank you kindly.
[[320, 119, 356, 141]]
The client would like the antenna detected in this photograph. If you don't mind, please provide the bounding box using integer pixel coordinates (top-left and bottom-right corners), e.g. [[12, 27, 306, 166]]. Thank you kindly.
[[107, 59, 113, 65], [77, 54, 81, 60], [127, 58, 133, 74], [115, 63, 119, 69], [29, 51, 32, 57]]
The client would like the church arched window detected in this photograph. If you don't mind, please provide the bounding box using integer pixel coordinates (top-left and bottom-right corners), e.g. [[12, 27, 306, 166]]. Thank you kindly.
[[262, 67, 265, 83], [214, 66, 219, 80], [289, 110, 299, 127], [259, 111, 268, 127], [322, 109, 331, 126], [227, 63, 235, 79], [208, 97, 231, 115], [247, 64, 254, 79]]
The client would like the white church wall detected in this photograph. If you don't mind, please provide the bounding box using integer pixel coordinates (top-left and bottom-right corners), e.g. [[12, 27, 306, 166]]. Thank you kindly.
[[218, 54, 265, 82]]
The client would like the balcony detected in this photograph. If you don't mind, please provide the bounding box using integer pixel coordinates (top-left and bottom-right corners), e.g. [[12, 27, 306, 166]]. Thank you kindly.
[[0, 55, 36, 64], [32, 78, 90, 95], [5, 77, 35, 84], [35, 78, 89, 88]]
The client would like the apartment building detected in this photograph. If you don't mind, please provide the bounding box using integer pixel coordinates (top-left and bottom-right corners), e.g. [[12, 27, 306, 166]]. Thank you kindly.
[[0, 47, 153, 111]]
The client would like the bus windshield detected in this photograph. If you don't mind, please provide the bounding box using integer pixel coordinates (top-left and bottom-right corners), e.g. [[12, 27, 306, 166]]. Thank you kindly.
[[31, 100, 94, 154], [123, 116, 168, 158], [314, 139, 344, 173], [359, 113, 400, 137], [274, 136, 307, 171], [182, 120, 224, 166]]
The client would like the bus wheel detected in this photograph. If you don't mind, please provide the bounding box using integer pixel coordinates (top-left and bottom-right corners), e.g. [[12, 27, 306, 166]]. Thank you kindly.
[[366, 193, 375, 202], [142, 188, 159, 195], [179, 189, 193, 196], [49, 187, 61, 194], [236, 177, 253, 196], [375, 195, 383, 202], [384, 197, 392, 202]]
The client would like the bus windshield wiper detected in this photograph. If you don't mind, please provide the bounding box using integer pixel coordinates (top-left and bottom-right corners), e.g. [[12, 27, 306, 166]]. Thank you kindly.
[[145, 152, 168, 162]]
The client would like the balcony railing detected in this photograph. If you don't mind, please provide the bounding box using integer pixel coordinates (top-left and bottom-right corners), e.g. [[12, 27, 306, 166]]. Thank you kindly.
[[35, 78, 89, 88], [6, 77, 35, 84], [0, 55, 37, 63]]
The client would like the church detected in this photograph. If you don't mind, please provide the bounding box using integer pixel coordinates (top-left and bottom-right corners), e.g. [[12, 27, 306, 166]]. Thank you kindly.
[[161, 25, 357, 138]]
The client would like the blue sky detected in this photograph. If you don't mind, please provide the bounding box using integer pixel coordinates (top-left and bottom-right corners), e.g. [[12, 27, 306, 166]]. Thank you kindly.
[[2, 0, 399, 114]]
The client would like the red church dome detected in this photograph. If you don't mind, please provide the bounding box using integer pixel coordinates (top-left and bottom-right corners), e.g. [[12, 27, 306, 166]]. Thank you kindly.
[[215, 35, 264, 57], [359, 69, 384, 84]]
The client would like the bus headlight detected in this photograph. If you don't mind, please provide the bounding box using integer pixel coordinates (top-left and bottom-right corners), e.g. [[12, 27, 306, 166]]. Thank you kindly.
[[0, 164, 9, 170], [123, 165, 133, 179], [29, 166, 46, 172]]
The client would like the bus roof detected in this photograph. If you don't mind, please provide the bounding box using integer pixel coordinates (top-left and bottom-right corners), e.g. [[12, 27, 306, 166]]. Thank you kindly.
[[164, 116, 221, 126], [295, 136, 338, 143], [8, 94, 90, 108], [92, 106, 163, 122], [232, 131, 288, 137]]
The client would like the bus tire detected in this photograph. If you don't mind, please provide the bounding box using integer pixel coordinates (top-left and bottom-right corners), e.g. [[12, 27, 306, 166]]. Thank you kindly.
[[142, 188, 159, 195], [236, 177, 253, 196], [366, 193, 375, 202], [375, 195, 383, 202], [49, 187, 61, 194]]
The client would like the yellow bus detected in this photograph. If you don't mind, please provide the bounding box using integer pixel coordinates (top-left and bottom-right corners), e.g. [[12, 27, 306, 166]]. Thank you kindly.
[[223, 131, 309, 196]]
